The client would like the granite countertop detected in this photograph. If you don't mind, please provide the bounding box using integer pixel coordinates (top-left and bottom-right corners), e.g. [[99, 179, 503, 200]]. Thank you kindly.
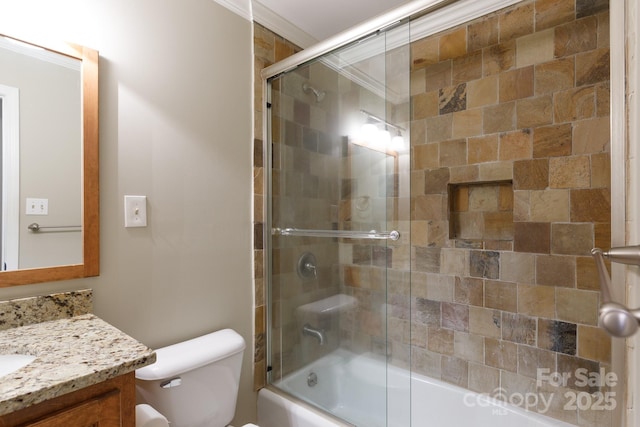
[[0, 313, 156, 416]]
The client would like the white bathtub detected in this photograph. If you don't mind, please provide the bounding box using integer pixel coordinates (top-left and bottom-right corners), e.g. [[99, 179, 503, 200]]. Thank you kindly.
[[257, 349, 575, 427]]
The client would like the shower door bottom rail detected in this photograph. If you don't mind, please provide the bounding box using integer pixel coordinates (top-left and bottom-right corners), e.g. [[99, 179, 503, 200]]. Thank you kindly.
[[272, 227, 400, 241]]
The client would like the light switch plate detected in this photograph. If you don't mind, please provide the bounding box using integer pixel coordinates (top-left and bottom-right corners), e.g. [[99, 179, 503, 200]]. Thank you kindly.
[[124, 195, 147, 227]]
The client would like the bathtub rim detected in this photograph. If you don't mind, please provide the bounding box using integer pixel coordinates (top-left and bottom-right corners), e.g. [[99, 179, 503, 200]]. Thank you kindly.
[[258, 384, 356, 427], [261, 349, 577, 427], [259, 379, 575, 427]]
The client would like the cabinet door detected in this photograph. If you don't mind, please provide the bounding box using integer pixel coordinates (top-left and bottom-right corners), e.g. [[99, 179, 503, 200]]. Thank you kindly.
[[26, 390, 121, 427]]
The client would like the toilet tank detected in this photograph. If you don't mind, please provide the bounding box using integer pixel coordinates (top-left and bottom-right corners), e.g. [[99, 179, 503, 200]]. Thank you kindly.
[[135, 329, 246, 427]]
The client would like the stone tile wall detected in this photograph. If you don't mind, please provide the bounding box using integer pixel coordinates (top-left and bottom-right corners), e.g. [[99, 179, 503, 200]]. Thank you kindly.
[[253, 23, 300, 390], [408, 0, 611, 425]]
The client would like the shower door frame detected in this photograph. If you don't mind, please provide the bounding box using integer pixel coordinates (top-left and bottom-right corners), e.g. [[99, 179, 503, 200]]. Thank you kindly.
[[619, 1, 640, 426], [261, 0, 632, 426]]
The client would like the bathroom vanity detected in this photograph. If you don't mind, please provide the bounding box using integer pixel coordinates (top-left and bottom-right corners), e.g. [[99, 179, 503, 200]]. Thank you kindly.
[[0, 373, 135, 426], [0, 291, 155, 426]]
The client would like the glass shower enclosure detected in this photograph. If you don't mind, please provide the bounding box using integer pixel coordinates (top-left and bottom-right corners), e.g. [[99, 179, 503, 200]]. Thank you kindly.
[[262, 0, 621, 426], [265, 20, 412, 427]]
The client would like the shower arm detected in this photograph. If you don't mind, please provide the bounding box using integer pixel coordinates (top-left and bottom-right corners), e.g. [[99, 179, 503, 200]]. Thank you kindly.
[[591, 246, 640, 337]]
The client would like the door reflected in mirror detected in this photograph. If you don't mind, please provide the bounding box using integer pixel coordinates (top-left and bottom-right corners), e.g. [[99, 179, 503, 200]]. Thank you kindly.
[[0, 33, 99, 286]]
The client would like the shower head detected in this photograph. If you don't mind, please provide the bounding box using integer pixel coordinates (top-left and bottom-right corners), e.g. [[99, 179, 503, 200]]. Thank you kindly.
[[302, 82, 325, 102]]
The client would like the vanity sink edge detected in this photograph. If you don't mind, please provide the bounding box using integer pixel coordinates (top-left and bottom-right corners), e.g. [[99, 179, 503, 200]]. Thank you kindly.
[[0, 314, 155, 416], [0, 355, 37, 378]]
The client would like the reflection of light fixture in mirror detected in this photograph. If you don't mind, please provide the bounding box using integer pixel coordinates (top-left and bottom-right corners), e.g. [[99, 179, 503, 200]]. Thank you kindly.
[[361, 121, 378, 140], [354, 109, 406, 154], [390, 130, 405, 152], [375, 129, 391, 151]]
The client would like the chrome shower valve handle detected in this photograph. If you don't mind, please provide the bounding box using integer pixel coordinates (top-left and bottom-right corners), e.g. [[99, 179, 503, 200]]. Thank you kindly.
[[297, 252, 318, 280], [591, 246, 640, 337]]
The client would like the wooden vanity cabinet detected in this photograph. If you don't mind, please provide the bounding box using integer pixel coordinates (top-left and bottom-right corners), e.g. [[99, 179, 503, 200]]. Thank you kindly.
[[0, 372, 136, 427]]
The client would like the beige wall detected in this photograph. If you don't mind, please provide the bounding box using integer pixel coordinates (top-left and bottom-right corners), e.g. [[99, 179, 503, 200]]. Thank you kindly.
[[0, 0, 256, 424]]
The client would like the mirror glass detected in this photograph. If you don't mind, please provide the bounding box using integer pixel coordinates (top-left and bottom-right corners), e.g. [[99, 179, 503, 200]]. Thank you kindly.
[[0, 33, 99, 286]]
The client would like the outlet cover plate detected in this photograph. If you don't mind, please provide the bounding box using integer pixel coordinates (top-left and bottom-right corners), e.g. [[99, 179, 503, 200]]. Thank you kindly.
[[26, 198, 48, 215]]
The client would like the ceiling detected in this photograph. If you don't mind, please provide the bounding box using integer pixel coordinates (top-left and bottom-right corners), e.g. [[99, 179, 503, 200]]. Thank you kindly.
[[253, 0, 414, 47]]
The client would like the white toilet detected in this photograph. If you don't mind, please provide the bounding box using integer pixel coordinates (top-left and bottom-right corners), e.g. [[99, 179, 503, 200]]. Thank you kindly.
[[135, 328, 258, 427]]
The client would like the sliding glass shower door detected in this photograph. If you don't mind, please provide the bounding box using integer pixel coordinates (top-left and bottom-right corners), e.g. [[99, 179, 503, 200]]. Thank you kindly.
[[266, 20, 411, 427]]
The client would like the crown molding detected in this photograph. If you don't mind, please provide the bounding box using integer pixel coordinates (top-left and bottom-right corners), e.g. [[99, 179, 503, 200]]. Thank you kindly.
[[252, 1, 318, 48], [212, 0, 252, 21], [0, 37, 80, 71]]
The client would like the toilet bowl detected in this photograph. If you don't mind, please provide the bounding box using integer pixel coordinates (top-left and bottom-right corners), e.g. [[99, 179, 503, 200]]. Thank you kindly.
[[136, 404, 259, 427], [135, 329, 259, 427], [135, 404, 169, 427]]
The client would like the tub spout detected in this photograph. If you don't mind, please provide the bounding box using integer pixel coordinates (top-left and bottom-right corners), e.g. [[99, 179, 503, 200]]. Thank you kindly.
[[302, 324, 325, 345]]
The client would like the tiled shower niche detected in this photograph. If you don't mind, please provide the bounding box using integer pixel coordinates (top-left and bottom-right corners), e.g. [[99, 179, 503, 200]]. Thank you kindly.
[[449, 181, 515, 241]]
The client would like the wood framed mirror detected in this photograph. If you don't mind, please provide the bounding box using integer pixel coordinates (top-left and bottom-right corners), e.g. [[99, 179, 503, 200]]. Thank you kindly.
[[0, 33, 98, 287]]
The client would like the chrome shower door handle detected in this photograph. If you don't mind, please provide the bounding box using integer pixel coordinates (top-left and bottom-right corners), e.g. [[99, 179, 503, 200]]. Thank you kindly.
[[591, 247, 640, 337], [601, 245, 640, 265]]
